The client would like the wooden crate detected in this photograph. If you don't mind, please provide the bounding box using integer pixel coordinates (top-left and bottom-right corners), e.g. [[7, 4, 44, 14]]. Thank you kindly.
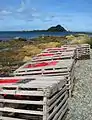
[[0, 76, 68, 120], [32, 50, 76, 62], [13, 60, 75, 97], [62, 45, 77, 49], [76, 44, 90, 59], [62, 44, 90, 59], [13, 60, 75, 76], [42, 47, 76, 54], [32, 47, 76, 61], [42, 48, 66, 53]]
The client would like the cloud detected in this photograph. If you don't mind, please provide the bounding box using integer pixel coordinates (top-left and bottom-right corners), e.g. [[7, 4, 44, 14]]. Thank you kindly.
[[0, 10, 12, 15], [14, 0, 38, 22], [0, 0, 73, 25], [17, 0, 37, 13], [0, 9, 12, 21], [0, 0, 44, 23], [31, 8, 37, 12], [17, 0, 25, 13]]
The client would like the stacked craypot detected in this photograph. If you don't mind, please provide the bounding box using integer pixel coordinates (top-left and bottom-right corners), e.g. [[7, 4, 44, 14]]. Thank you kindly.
[[0, 44, 90, 120]]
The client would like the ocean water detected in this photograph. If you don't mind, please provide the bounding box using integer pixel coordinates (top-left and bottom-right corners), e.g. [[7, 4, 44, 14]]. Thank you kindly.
[[0, 31, 92, 40]]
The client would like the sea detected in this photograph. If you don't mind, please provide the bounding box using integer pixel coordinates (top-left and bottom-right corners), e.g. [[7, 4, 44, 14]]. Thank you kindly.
[[0, 31, 92, 40]]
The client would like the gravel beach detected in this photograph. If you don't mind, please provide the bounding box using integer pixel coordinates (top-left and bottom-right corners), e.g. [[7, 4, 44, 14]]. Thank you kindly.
[[66, 50, 92, 120]]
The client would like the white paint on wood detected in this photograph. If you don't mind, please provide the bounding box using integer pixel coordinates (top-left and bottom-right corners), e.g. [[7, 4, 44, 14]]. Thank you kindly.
[[0, 107, 43, 115]]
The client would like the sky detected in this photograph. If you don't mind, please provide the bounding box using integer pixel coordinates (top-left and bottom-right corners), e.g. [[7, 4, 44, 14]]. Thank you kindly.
[[0, 0, 92, 31]]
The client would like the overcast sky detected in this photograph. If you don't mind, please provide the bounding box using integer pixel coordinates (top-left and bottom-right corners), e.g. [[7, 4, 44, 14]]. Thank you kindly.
[[0, 0, 92, 31]]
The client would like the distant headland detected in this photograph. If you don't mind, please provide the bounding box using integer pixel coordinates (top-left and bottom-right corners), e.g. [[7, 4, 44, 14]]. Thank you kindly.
[[23, 25, 67, 32]]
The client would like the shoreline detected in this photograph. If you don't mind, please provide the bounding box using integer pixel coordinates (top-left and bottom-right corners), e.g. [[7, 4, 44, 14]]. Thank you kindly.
[[0, 31, 92, 41], [0, 34, 92, 76]]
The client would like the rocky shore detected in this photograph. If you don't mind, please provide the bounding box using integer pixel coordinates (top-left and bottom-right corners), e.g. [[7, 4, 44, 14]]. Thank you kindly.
[[0, 34, 92, 75]]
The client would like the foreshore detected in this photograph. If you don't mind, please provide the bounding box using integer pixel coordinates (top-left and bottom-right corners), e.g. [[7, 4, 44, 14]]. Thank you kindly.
[[0, 34, 92, 76]]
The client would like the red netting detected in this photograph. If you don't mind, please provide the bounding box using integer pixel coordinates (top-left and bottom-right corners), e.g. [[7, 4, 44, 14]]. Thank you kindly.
[[24, 61, 58, 68], [0, 79, 20, 84]]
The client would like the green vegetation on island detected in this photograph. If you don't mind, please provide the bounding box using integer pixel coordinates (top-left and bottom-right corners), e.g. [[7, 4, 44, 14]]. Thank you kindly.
[[47, 25, 67, 32]]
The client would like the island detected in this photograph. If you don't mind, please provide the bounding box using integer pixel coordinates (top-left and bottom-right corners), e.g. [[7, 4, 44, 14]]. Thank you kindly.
[[23, 25, 67, 32], [47, 25, 67, 32]]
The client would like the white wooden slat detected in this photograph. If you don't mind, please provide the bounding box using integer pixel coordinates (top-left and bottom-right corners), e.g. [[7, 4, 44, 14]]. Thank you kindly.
[[34, 54, 74, 59], [14, 71, 71, 77], [48, 85, 66, 105], [14, 71, 42, 75], [16, 90, 52, 98], [48, 90, 66, 112], [58, 105, 68, 120], [36, 51, 75, 57], [14, 67, 69, 74], [16, 90, 44, 96], [48, 95, 68, 120], [14, 72, 69, 77], [23, 67, 68, 73], [0, 90, 15, 95], [0, 90, 44, 96], [14, 69, 70, 77], [53, 101, 68, 120], [0, 107, 43, 115], [43, 97, 48, 120], [0, 99, 43, 105], [32, 55, 75, 62], [0, 116, 26, 120]]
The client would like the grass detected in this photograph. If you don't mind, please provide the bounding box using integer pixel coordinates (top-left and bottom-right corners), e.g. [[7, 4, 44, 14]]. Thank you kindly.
[[0, 34, 91, 74]]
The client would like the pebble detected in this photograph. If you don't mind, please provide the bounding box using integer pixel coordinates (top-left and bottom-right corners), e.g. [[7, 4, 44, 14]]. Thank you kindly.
[[66, 50, 92, 120]]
